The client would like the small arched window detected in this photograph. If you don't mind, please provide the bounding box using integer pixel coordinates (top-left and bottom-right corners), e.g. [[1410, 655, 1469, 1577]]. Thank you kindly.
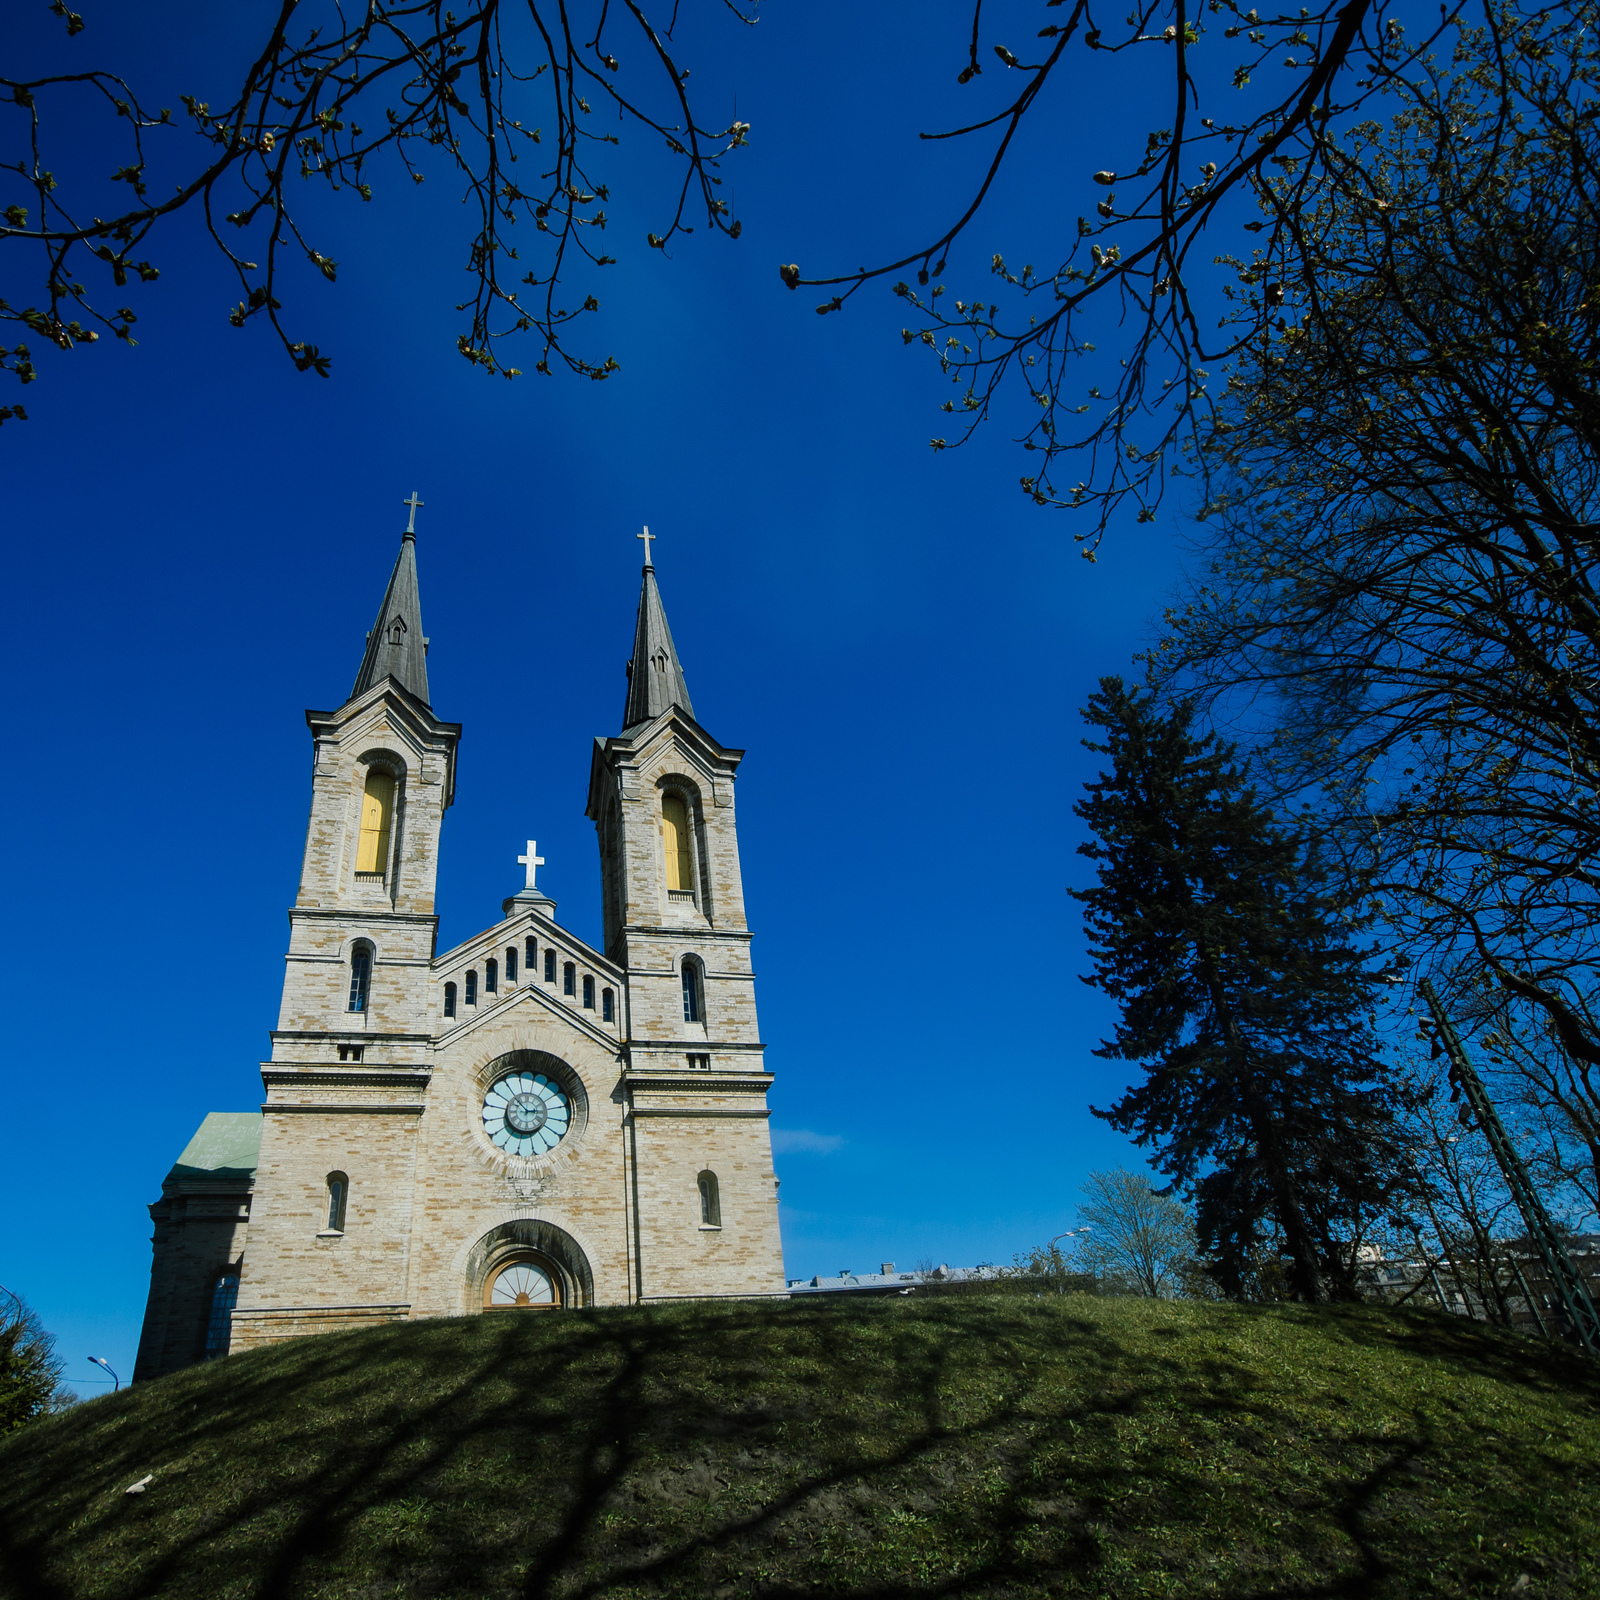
[[582, 975, 595, 1010], [348, 943, 373, 1013], [506, 946, 518, 982], [465, 969, 478, 1006], [681, 958, 702, 1024], [525, 936, 536, 974], [204, 1271, 239, 1360], [356, 768, 395, 875], [698, 1170, 721, 1228], [662, 792, 695, 893], [443, 981, 457, 1018], [544, 948, 556, 983], [326, 1172, 348, 1232], [485, 957, 498, 994], [602, 987, 614, 1023], [563, 962, 576, 997]]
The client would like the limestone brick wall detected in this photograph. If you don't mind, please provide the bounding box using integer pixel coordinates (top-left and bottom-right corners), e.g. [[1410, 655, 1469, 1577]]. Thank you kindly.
[[235, 1106, 422, 1324], [628, 1097, 785, 1301], [406, 1006, 634, 1313], [132, 1183, 250, 1380]]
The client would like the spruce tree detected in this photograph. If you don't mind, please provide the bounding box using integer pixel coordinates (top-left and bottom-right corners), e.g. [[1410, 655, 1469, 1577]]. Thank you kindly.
[[1074, 679, 1406, 1302]]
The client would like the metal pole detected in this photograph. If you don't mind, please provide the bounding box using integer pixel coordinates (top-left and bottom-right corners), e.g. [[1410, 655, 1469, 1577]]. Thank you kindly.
[[1420, 979, 1600, 1356], [1509, 1256, 1551, 1342]]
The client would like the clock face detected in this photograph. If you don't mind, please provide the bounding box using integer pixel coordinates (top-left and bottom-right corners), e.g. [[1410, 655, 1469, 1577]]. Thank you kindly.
[[482, 1071, 569, 1156]]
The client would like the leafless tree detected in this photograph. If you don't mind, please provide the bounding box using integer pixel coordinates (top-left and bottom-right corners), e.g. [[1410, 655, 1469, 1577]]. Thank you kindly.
[[0, 0, 752, 417], [786, 0, 1569, 549], [1069, 1167, 1198, 1296], [1138, 9, 1600, 1210]]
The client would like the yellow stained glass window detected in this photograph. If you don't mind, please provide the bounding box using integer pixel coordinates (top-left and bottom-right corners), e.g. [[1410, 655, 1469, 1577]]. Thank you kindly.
[[662, 794, 693, 891], [356, 770, 395, 873]]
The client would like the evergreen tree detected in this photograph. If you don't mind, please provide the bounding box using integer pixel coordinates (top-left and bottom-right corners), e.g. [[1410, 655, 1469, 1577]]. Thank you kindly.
[[0, 1287, 69, 1435], [1074, 679, 1407, 1303]]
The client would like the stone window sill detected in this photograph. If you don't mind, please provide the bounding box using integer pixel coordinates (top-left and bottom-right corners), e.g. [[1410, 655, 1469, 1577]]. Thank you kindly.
[[698, 1224, 722, 1232], [316, 1229, 344, 1239]]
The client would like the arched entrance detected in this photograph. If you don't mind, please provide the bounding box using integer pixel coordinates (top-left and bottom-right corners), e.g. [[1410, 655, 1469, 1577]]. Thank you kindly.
[[466, 1219, 593, 1312]]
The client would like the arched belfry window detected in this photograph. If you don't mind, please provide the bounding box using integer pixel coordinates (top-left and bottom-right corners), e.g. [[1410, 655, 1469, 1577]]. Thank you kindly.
[[356, 769, 395, 875], [698, 1170, 721, 1228], [662, 793, 694, 895], [348, 942, 373, 1013], [204, 1270, 239, 1360], [326, 1172, 348, 1232], [681, 958, 702, 1024]]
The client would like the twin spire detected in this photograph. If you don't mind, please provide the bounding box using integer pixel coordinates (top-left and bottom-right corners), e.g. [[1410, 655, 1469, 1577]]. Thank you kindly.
[[350, 494, 431, 706], [347, 504, 693, 730]]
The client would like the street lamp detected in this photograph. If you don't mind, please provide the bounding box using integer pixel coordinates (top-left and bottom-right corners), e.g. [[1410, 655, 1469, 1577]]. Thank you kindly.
[[88, 1356, 120, 1392]]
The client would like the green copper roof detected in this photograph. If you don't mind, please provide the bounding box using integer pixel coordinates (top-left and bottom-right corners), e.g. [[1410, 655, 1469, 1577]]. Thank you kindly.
[[171, 1112, 262, 1180]]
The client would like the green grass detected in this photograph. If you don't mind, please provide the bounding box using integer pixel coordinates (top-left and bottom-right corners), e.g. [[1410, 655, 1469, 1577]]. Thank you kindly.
[[1, 1294, 1597, 1598]]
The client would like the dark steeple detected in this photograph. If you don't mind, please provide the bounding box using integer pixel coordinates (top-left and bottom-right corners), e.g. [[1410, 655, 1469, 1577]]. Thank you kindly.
[[622, 539, 694, 730], [351, 503, 430, 706]]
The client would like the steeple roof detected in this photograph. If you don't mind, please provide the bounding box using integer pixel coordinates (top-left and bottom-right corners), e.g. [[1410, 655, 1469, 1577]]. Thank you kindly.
[[622, 559, 694, 730], [351, 529, 430, 706]]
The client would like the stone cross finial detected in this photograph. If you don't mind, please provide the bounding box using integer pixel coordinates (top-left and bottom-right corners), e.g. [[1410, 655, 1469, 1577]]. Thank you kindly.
[[402, 491, 425, 535], [517, 840, 545, 890], [637, 525, 655, 567]]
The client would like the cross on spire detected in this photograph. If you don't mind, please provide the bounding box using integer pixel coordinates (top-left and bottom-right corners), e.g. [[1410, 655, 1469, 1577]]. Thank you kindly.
[[517, 840, 545, 890], [402, 491, 424, 536], [637, 525, 655, 567]]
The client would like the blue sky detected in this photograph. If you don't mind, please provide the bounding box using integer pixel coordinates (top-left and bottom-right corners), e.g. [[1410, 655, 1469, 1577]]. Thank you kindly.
[[2, 1, 1201, 1394]]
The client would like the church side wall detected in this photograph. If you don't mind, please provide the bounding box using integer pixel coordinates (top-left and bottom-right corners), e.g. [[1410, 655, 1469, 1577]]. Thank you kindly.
[[630, 1109, 785, 1301], [132, 1186, 251, 1381], [230, 1108, 421, 1350]]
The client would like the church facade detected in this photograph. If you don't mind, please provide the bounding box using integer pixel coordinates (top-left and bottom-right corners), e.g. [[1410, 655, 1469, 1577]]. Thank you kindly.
[[134, 517, 786, 1380]]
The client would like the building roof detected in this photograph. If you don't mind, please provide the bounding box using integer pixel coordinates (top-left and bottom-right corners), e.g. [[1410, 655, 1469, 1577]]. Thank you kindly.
[[350, 530, 430, 706], [621, 561, 694, 730], [170, 1112, 262, 1182], [787, 1265, 1005, 1295]]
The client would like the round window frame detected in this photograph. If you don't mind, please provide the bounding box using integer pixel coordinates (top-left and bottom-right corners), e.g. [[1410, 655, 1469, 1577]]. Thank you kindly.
[[472, 1049, 589, 1168]]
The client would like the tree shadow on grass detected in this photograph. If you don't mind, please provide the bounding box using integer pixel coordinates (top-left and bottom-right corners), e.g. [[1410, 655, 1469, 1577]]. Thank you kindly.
[[1, 1296, 1596, 1600]]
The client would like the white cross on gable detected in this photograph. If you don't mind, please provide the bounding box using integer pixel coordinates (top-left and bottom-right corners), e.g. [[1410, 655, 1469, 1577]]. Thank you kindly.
[[517, 840, 545, 890]]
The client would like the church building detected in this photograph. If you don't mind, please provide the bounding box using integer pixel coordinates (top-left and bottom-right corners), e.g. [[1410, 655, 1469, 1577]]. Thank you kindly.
[[133, 512, 786, 1380]]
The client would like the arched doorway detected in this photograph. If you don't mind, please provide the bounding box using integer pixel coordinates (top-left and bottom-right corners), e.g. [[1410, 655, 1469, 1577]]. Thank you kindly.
[[466, 1219, 593, 1312], [484, 1254, 563, 1310]]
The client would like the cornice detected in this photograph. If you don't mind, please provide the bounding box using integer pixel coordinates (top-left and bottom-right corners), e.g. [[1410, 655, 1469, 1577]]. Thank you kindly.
[[261, 1067, 432, 1089], [625, 1072, 773, 1095], [289, 908, 439, 927], [269, 1031, 434, 1043], [261, 1103, 426, 1115]]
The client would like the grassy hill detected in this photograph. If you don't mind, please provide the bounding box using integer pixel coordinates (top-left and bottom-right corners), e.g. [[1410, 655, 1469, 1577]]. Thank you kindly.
[[1, 1293, 1597, 1599]]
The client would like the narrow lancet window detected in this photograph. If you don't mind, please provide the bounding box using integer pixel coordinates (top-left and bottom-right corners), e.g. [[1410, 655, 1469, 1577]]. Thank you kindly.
[[485, 958, 498, 994], [602, 987, 614, 1022], [525, 936, 536, 975], [662, 793, 694, 893], [326, 1172, 348, 1232], [582, 975, 595, 1010], [506, 947, 518, 982], [444, 981, 457, 1018], [356, 769, 395, 874], [563, 962, 576, 997], [545, 949, 556, 983], [204, 1272, 239, 1360], [466, 969, 478, 1006], [681, 959, 702, 1023], [698, 1170, 721, 1228], [348, 944, 372, 1013]]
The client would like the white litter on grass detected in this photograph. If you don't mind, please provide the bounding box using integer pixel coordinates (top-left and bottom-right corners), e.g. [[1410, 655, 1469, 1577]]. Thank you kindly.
[[124, 1475, 154, 1496]]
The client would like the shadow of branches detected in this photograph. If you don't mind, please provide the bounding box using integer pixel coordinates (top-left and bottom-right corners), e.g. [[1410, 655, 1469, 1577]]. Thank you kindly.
[[1, 1296, 1597, 1599]]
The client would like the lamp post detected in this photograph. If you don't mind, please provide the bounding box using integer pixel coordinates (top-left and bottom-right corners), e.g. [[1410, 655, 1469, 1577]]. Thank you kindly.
[[88, 1356, 120, 1392]]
